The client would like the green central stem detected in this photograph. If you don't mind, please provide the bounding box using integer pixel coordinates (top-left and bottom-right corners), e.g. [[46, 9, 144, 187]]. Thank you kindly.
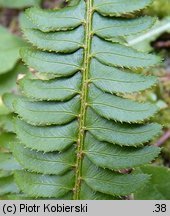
[[73, 0, 93, 200]]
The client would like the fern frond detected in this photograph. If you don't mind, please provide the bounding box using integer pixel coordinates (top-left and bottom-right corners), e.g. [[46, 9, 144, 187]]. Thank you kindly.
[[4, 93, 80, 126], [84, 133, 160, 170], [86, 109, 161, 147], [90, 59, 158, 94], [25, 1, 85, 32], [20, 48, 84, 77], [19, 72, 82, 101], [14, 118, 78, 152], [93, 0, 153, 16], [88, 85, 159, 123], [93, 13, 157, 38], [11, 143, 75, 175], [20, 13, 85, 53], [4, 0, 162, 200]]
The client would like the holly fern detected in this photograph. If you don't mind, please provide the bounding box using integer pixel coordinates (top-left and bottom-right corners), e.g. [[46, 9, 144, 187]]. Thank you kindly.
[[3, 0, 162, 200]]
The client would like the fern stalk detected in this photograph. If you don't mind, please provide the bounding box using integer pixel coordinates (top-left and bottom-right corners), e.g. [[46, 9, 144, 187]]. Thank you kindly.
[[74, 0, 92, 200]]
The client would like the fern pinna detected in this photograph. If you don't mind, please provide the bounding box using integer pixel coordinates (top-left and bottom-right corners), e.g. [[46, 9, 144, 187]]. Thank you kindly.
[[3, 0, 162, 199]]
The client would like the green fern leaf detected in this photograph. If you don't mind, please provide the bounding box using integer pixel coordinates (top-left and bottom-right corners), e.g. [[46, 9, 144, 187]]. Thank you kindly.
[[15, 170, 74, 198], [86, 109, 161, 147], [11, 143, 75, 175], [84, 133, 160, 170], [93, 13, 156, 39], [4, 0, 162, 199], [20, 48, 83, 77], [92, 36, 160, 68], [80, 182, 117, 200], [7, 192, 73, 200], [15, 118, 78, 152], [4, 94, 80, 126], [82, 158, 150, 196], [23, 26, 84, 53], [90, 59, 157, 94], [25, 1, 85, 32], [88, 85, 159, 123], [20, 13, 85, 53], [93, 0, 153, 16], [19, 72, 82, 101]]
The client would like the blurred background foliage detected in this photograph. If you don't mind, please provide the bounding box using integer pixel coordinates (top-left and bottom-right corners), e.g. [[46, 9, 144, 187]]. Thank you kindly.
[[0, 0, 170, 200]]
